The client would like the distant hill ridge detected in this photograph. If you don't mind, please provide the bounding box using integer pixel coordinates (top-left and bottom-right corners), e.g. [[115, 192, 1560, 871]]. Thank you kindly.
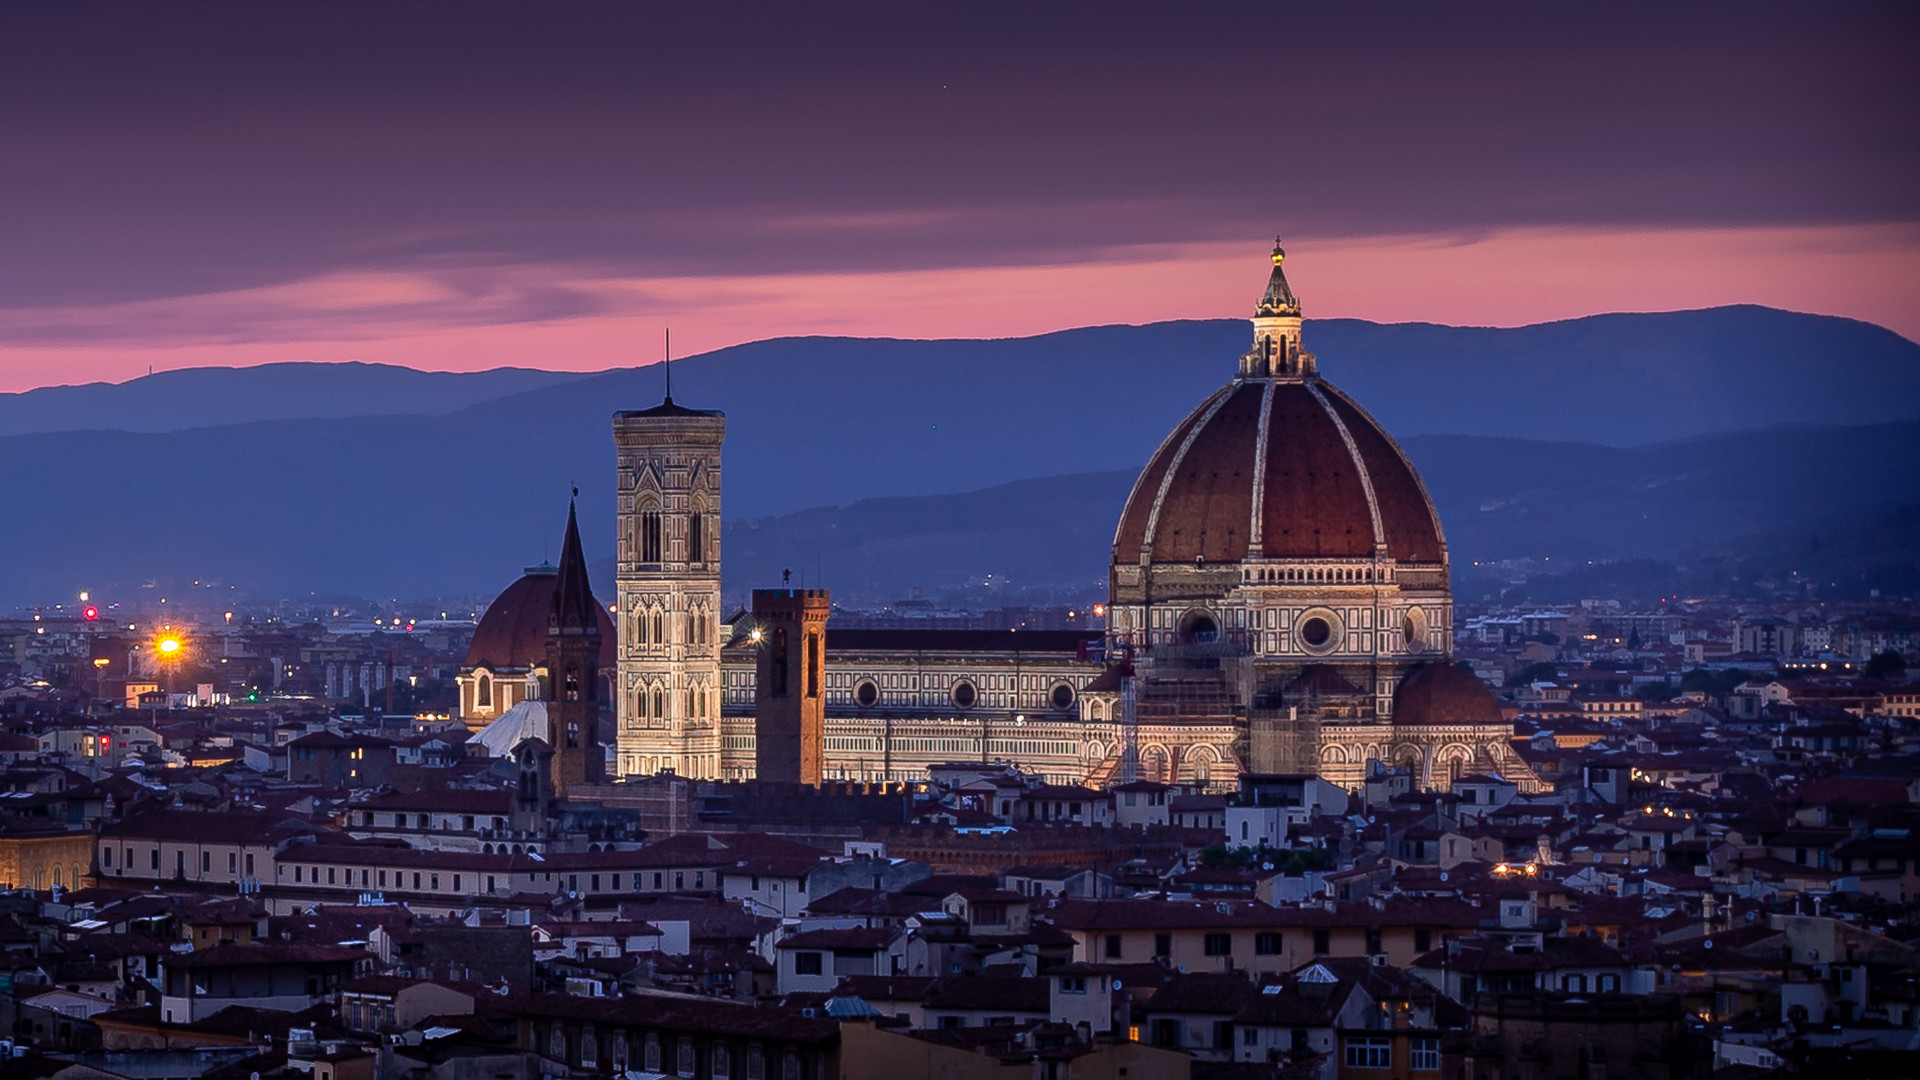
[[4, 305, 1914, 447], [0, 305, 1914, 601], [0, 361, 587, 436]]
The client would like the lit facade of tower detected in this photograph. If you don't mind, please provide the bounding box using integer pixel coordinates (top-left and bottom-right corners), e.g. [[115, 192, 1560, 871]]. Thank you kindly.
[[612, 396, 726, 779]]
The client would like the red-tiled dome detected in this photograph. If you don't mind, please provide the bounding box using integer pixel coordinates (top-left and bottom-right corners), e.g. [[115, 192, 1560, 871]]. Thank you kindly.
[[1392, 663, 1503, 726], [467, 567, 615, 670], [1112, 378, 1445, 566]]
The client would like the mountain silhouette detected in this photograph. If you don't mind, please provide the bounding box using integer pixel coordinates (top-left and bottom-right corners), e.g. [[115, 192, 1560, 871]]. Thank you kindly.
[[0, 306, 1914, 602]]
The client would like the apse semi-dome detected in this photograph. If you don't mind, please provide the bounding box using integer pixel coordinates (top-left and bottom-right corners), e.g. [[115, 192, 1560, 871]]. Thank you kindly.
[[467, 564, 617, 670], [1391, 662, 1504, 726], [1113, 243, 1445, 570]]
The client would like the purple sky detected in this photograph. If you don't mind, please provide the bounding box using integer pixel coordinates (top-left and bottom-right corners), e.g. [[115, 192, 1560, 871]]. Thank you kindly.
[[1, 2, 1914, 391]]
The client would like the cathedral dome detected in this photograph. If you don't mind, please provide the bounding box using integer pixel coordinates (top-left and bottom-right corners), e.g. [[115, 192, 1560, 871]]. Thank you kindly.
[[1111, 243, 1445, 569], [467, 565, 616, 670], [1391, 662, 1503, 726]]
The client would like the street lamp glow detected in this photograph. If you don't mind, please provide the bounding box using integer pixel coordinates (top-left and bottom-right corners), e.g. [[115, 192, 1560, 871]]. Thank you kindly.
[[157, 638, 182, 655]]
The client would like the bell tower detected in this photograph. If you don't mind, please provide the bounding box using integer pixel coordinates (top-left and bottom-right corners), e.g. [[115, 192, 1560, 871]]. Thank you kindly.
[[544, 498, 605, 798], [612, 393, 726, 779]]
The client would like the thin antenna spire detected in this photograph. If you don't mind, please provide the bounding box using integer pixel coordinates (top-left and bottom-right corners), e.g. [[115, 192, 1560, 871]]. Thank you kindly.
[[664, 326, 673, 404]]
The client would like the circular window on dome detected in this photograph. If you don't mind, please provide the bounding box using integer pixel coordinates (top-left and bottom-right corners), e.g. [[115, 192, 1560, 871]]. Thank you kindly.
[[1295, 609, 1341, 655], [854, 679, 879, 708], [951, 680, 977, 709], [1179, 611, 1219, 644], [1050, 683, 1075, 711], [1403, 608, 1427, 651]]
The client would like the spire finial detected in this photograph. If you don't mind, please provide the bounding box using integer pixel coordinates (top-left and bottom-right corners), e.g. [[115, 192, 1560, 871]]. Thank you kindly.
[[1242, 237, 1314, 380], [1255, 236, 1300, 318]]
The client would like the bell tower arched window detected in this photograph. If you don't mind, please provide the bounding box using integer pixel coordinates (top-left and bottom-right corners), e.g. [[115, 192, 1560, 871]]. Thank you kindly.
[[689, 510, 705, 564], [640, 506, 662, 563]]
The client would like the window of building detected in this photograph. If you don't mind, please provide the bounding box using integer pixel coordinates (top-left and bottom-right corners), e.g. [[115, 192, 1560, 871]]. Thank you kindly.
[[1204, 933, 1232, 957], [641, 509, 662, 563], [795, 952, 823, 975], [1154, 933, 1172, 958], [1105, 934, 1122, 959], [1414, 928, 1431, 953], [1365, 928, 1383, 954], [689, 511, 705, 563], [713, 1043, 731, 1080], [1313, 930, 1331, 954], [1410, 1037, 1440, 1071], [806, 633, 821, 698], [1345, 1037, 1391, 1069], [1059, 976, 1087, 994], [1255, 932, 1282, 955]]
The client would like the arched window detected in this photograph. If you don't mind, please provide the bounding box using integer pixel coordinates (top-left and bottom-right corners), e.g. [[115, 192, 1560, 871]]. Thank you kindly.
[[475, 673, 492, 709], [651, 607, 665, 645], [689, 510, 706, 564], [640, 506, 663, 563], [806, 633, 821, 698], [771, 628, 790, 696], [651, 686, 665, 721]]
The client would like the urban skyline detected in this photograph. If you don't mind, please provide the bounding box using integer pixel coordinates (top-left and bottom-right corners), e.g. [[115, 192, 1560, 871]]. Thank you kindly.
[[0, 6, 1914, 1079]]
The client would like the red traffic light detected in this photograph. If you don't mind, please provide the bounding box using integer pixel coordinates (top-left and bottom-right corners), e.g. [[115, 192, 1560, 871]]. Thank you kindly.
[[82, 605, 99, 621]]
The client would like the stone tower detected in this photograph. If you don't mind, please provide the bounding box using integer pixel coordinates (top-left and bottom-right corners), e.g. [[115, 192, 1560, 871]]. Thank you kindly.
[[751, 588, 829, 785], [544, 498, 605, 798], [612, 395, 726, 779]]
